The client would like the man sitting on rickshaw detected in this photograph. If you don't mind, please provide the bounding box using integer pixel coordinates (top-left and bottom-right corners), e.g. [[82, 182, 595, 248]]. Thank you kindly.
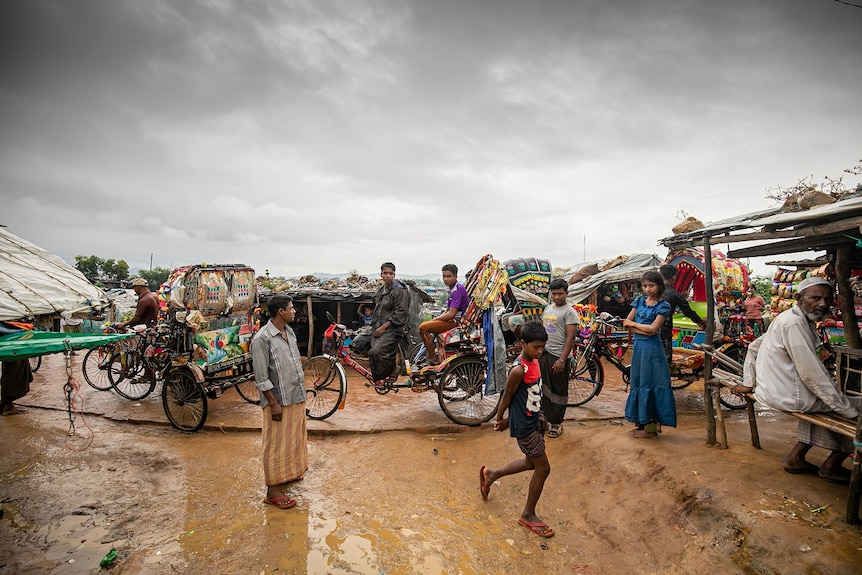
[[368, 262, 411, 385], [418, 264, 470, 365]]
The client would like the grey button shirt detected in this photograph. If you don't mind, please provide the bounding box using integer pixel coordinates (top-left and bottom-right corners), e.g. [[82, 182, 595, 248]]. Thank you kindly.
[[251, 320, 306, 409]]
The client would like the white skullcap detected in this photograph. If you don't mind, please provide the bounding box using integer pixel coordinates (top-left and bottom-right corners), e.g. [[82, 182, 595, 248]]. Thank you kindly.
[[797, 276, 833, 293]]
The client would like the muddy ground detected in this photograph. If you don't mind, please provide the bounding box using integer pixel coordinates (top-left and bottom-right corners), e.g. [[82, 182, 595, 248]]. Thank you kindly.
[[1, 355, 861, 574]]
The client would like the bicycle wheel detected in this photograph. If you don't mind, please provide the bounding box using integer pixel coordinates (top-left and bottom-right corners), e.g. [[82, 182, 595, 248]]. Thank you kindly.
[[162, 370, 208, 432], [567, 350, 604, 407], [718, 343, 748, 410], [437, 356, 499, 426], [235, 379, 261, 404], [108, 351, 156, 400], [28, 355, 42, 373], [81, 346, 115, 391], [303, 356, 346, 420]]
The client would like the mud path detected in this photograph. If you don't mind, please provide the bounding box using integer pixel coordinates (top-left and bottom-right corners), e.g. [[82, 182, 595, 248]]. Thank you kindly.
[[1, 356, 860, 574]]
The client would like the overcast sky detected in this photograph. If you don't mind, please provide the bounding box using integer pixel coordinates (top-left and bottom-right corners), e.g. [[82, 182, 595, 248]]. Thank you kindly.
[[1, 0, 860, 280]]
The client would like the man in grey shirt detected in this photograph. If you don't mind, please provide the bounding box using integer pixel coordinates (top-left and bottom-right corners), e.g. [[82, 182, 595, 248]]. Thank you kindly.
[[539, 279, 579, 438], [251, 295, 307, 509]]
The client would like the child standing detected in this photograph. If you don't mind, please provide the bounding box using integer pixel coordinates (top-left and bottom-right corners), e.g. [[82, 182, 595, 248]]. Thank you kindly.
[[623, 270, 676, 438], [479, 322, 554, 538]]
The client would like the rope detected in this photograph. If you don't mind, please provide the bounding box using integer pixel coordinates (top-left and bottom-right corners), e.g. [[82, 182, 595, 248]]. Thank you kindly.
[[62, 342, 93, 451]]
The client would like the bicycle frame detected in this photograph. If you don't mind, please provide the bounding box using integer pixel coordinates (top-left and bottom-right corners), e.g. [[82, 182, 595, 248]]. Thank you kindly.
[[576, 317, 631, 381], [310, 312, 500, 426]]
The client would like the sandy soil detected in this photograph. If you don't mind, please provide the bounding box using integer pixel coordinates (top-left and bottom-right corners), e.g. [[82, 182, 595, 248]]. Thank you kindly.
[[1, 361, 861, 574]]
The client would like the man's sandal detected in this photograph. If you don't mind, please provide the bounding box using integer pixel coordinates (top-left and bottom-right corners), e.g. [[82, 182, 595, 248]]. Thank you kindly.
[[263, 495, 297, 509]]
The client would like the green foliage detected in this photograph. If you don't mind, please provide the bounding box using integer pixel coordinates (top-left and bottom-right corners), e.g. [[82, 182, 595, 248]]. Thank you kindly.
[[74, 255, 131, 281], [75, 255, 103, 281], [137, 267, 171, 290], [114, 260, 130, 280], [750, 275, 772, 300]]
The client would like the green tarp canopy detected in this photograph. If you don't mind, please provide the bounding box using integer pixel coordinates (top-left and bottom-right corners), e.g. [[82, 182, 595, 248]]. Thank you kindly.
[[0, 331, 134, 361]]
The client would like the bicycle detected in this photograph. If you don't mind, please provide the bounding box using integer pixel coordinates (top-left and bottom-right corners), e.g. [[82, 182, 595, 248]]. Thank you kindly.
[[567, 314, 628, 406], [106, 324, 176, 400], [81, 326, 129, 391], [303, 312, 499, 426], [568, 313, 746, 408]]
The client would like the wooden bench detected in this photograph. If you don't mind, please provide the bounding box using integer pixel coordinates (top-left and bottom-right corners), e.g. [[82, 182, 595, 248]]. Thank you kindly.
[[702, 347, 862, 525]]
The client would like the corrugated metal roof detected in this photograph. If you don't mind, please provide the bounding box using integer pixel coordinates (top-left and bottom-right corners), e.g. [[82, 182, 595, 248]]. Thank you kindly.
[[658, 207, 780, 246], [659, 194, 862, 246], [750, 195, 862, 227]]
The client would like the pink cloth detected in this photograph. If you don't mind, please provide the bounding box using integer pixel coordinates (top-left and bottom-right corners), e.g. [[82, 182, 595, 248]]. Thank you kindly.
[[744, 295, 765, 319]]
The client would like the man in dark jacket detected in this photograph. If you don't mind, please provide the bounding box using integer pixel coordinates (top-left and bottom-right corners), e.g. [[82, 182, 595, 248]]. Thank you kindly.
[[368, 262, 411, 385], [659, 264, 706, 365]]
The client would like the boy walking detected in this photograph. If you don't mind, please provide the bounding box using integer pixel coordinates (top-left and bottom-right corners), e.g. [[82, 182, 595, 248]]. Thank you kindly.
[[479, 322, 554, 538]]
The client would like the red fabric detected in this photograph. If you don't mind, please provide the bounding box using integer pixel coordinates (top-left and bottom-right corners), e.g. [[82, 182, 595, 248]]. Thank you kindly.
[[673, 265, 704, 301]]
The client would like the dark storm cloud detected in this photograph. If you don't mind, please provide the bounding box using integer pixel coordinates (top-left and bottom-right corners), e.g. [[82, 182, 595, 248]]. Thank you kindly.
[[0, 0, 860, 276]]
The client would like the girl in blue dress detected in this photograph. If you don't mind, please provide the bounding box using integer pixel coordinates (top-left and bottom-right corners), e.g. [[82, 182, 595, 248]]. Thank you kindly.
[[623, 270, 676, 438]]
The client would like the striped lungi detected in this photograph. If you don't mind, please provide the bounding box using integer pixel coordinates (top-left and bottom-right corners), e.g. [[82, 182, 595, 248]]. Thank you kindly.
[[262, 403, 308, 486], [797, 419, 853, 452]]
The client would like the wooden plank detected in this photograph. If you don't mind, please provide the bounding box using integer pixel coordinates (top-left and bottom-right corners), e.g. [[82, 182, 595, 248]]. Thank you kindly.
[[790, 412, 856, 438], [729, 234, 855, 258], [665, 215, 862, 249], [837, 246, 862, 348], [704, 237, 717, 446], [306, 295, 314, 357], [849, 414, 862, 524], [712, 369, 743, 384]]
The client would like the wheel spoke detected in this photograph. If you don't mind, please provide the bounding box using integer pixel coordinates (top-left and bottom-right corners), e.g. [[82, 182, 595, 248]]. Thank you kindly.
[[82, 346, 115, 391], [438, 357, 498, 426], [162, 372, 207, 432], [303, 356, 345, 420]]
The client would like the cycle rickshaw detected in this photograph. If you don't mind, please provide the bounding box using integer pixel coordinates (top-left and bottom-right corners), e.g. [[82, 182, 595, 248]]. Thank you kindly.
[[157, 264, 260, 431]]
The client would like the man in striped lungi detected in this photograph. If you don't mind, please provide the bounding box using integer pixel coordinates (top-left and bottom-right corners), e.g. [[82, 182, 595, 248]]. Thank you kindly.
[[251, 295, 308, 509]]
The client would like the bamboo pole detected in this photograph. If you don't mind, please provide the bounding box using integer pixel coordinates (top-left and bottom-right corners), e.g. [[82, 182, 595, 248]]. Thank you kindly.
[[714, 384, 727, 448], [745, 396, 761, 449], [306, 295, 314, 357], [848, 414, 861, 524], [836, 246, 861, 348], [703, 237, 717, 445]]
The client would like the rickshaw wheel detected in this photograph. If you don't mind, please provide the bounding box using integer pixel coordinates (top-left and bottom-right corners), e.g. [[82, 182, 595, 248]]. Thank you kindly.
[[82, 346, 114, 391], [303, 356, 346, 419], [437, 356, 499, 426], [567, 351, 603, 407], [235, 379, 261, 404], [28, 355, 42, 373], [162, 370, 208, 432], [107, 351, 157, 400]]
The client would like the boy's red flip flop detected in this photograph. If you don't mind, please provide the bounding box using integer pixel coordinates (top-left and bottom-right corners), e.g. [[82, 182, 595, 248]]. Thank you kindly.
[[479, 466, 491, 501], [517, 518, 554, 538]]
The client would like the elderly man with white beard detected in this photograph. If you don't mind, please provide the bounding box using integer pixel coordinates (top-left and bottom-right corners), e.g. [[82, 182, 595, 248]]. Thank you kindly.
[[731, 276, 860, 485]]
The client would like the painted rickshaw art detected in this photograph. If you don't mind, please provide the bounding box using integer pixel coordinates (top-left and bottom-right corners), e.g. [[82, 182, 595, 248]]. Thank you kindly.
[[158, 264, 259, 432]]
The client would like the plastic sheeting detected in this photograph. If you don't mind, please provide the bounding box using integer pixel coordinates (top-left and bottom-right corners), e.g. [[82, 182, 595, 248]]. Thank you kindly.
[[566, 253, 663, 304], [0, 228, 111, 321], [0, 331, 133, 361]]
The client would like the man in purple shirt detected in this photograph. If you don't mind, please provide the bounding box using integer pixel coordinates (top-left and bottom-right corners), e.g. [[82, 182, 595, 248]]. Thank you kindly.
[[419, 264, 470, 365]]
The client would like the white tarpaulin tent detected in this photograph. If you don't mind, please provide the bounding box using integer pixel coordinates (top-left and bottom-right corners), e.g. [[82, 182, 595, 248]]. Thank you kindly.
[[566, 253, 663, 304], [0, 227, 111, 321]]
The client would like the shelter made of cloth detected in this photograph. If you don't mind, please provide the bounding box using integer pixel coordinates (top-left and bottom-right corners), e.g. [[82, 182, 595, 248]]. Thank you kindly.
[[0, 227, 110, 322]]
